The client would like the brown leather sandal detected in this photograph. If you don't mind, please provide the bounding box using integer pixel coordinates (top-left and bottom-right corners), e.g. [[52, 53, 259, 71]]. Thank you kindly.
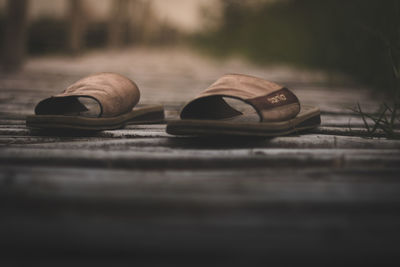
[[26, 73, 164, 131], [167, 74, 320, 137]]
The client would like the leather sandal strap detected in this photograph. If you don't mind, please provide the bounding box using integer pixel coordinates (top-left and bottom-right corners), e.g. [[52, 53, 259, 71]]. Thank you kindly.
[[35, 73, 140, 118], [181, 74, 301, 122]]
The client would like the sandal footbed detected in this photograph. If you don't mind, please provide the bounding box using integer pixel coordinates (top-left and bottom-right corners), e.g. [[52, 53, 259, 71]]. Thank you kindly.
[[26, 105, 164, 131], [166, 105, 320, 137]]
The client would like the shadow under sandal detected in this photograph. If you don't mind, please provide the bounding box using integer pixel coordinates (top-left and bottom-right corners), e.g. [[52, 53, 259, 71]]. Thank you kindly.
[[167, 74, 321, 137], [26, 73, 164, 131]]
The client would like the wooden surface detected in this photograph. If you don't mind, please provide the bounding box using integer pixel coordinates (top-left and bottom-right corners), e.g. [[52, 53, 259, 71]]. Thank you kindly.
[[1, 47, 400, 266]]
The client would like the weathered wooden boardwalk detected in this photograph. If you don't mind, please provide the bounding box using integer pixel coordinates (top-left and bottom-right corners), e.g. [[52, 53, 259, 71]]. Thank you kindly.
[[1, 47, 400, 266]]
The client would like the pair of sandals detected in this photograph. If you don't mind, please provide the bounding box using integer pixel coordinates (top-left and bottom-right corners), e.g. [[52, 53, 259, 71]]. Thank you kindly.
[[26, 73, 321, 137]]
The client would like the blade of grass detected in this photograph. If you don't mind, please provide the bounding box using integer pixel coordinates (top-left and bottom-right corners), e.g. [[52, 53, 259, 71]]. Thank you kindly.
[[357, 103, 371, 133], [370, 106, 388, 133]]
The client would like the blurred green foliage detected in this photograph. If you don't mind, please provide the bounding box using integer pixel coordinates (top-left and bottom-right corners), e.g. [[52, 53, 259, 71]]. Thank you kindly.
[[196, 0, 400, 91]]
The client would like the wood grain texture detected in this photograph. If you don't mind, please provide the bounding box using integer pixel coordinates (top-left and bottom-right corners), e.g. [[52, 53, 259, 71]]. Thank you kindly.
[[0, 47, 399, 266]]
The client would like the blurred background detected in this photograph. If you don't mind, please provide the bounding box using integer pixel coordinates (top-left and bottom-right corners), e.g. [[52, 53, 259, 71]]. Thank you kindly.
[[0, 0, 399, 93], [1, 2, 400, 265]]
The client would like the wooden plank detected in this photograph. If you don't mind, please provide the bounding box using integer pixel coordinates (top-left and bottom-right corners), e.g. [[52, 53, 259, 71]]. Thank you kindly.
[[0, 121, 26, 126], [321, 114, 363, 127], [0, 210, 399, 266], [3, 134, 399, 149], [1, 167, 400, 266], [312, 126, 400, 137], [1, 166, 400, 200], [1, 40, 399, 267], [0, 136, 110, 145], [1, 123, 397, 140], [1, 147, 399, 169], [0, 47, 383, 114]]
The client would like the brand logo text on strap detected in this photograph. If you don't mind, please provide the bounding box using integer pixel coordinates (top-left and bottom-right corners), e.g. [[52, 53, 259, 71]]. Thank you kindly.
[[267, 94, 287, 104]]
